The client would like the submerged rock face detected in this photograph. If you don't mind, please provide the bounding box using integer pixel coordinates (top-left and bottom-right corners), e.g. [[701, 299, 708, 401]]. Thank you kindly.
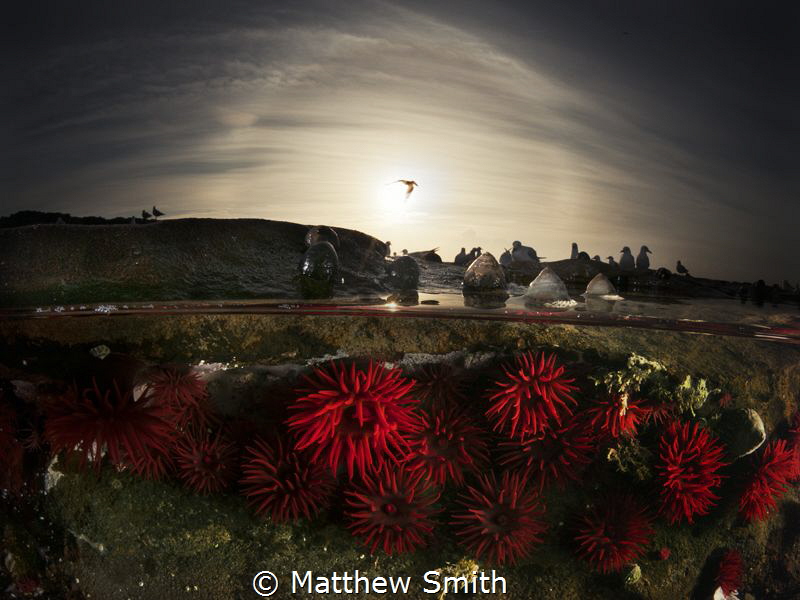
[[0, 218, 388, 306], [462, 253, 506, 292], [525, 266, 569, 304]]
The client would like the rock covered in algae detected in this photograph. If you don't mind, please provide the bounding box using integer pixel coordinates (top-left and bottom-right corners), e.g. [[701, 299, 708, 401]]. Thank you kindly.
[[304, 225, 340, 249], [385, 256, 420, 290], [585, 273, 617, 296], [462, 252, 506, 292], [298, 241, 339, 298], [524, 266, 569, 304]]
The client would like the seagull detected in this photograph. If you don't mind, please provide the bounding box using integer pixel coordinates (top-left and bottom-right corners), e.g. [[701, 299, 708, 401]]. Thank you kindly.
[[142, 210, 152, 221], [392, 179, 419, 200], [571, 242, 579, 260], [619, 246, 635, 271], [636, 245, 652, 270], [511, 240, 540, 263], [676, 260, 690, 276], [152, 206, 164, 220], [607, 256, 618, 268]]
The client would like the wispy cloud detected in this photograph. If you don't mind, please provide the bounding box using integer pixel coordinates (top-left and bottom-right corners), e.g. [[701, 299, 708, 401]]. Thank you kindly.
[[3, 1, 796, 282]]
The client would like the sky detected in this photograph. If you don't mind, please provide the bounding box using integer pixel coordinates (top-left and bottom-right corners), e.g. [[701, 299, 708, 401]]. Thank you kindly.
[[2, 1, 798, 283]]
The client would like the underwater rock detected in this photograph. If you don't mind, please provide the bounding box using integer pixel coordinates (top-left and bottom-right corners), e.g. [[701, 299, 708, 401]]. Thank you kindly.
[[463, 291, 508, 309], [298, 241, 340, 298], [585, 273, 617, 296], [385, 256, 420, 290], [524, 266, 569, 304], [462, 252, 506, 292], [715, 408, 766, 458], [304, 225, 340, 249], [386, 291, 419, 306], [585, 296, 616, 312]]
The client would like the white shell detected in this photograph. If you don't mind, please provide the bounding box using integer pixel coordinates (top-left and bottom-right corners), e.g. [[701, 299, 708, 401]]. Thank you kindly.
[[585, 273, 617, 296], [524, 267, 569, 303]]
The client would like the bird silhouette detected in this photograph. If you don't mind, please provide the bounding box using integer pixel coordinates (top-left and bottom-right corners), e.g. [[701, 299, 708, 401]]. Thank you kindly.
[[392, 179, 418, 200], [152, 206, 164, 220], [636, 245, 652, 270], [141, 210, 152, 220], [676, 260, 690, 276], [619, 247, 635, 271]]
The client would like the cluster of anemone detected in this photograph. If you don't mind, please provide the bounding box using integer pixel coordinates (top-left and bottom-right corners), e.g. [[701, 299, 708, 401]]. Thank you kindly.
[[738, 439, 795, 521], [587, 392, 650, 439], [345, 466, 439, 555], [404, 406, 489, 486], [26, 349, 794, 586], [715, 549, 743, 599], [655, 421, 727, 524], [498, 420, 595, 491], [286, 361, 420, 478], [574, 493, 654, 573], [486, 351, 578, 439], [452, 471, 547, 565]]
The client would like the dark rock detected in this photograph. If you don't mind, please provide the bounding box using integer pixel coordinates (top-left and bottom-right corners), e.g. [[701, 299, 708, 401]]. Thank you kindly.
[[715, 408, 766, 458], [298, 242, 339, 298], [304, 225, 340, 249], [0, 218, 387, 306], [462, 252, 506, 292], [385, 256, 420, 290]]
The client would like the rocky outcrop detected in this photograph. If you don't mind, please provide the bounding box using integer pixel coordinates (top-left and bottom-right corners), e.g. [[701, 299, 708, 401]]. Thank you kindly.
[[0, 219, 388, 306]]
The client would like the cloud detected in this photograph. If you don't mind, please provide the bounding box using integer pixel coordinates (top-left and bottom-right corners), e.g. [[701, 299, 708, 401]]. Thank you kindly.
[[3, 1, 797, 282]]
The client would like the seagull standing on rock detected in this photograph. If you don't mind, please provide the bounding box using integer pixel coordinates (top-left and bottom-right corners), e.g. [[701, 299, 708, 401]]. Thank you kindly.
[[619, 246, 635, 271], [607, 256, 618, 268], [571, 242, 579, 260], [142, 209, 152, 221], [511, 240, 541, 263], [636, 245, 652, 270], [676, 260, 690, 276], [152, 206, 164, 220]]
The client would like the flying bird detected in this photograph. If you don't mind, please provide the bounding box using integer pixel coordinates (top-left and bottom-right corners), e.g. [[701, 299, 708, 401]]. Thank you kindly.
[[152, 206, 164, 219], [392, 179, 419, 200]]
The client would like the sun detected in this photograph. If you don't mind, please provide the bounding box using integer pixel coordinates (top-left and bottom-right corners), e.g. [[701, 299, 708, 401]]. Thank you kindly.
[[375, 178, 416, 223]]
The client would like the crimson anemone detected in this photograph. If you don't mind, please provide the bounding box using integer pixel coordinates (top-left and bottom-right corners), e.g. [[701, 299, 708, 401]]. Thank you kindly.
[[147, 366, 214, 430], [412, 363, 467, 408], [287, 361, 420, 478], [499, 421, 595, 491], [739, 439, 794, 522], [127, 446, 175, 480], [574, 493, 654, 573], [174, 431, 238, 494], [404, 407, 489, 486], [715, 549, 743, 599], [587, 392, 650, 438], [240, 438, 335, 522], [452, 471, 547, 565], [656, 421, 727, 524], [345, 466, 439, 555], [486, 352, 577, 439], [44, 378, 172, 470]]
